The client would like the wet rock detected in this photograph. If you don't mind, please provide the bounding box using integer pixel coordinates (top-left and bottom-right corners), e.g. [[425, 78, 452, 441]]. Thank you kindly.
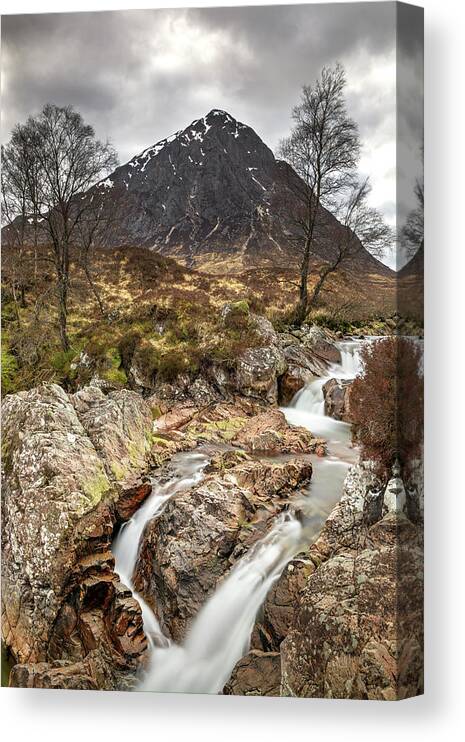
[[133, 472, 250, 641], [301, 326, 342, 366], [233, 408, 325, 455], [233, 459, 312, 507], [252, 557, 309, 651], [115, 478, 152, 522], [1, 383, 152, 687], [278, 344, 323, 405], [323, 378, 354, 422], [279, 465, 424, 700], [236, 345, 287, 404], [223, 650, 281, 696], [133, 456, 312, 642]]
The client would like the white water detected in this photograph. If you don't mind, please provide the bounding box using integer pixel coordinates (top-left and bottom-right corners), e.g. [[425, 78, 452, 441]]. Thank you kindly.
[[282, 338, 367, 457], [140, 513, 303, 694], [112, 451, 209, 648], [112, 336, 376, 693]]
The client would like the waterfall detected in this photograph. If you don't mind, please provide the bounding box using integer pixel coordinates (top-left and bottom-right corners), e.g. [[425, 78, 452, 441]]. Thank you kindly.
[[109, 335, 377, 694], [140, 513, 303, 694], [281, 338, 370, 442], [112, 451, 209, 647], [337, 340, 364, 378]]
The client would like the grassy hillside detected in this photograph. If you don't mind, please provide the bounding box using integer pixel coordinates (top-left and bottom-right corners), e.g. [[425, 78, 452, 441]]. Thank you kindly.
[[1, 243, 400, 395]]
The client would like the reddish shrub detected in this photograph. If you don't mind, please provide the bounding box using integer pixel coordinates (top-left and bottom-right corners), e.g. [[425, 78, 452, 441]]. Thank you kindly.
[[350, 337, 423, 478]]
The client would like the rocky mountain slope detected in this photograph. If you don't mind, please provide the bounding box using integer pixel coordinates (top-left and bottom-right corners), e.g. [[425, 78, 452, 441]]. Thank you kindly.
[[86, 109, 393, 276]]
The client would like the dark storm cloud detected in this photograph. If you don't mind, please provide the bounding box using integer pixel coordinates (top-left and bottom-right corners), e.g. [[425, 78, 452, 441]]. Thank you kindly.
[[1, 3, 423, 265], [1, 3, 395, 153]]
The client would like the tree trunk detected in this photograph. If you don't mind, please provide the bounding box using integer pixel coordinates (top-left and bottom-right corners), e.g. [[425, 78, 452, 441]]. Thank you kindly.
[[19, 285, 27, 309], [83, 260, 105, 317], [307, 270, 330, 310], [58, 273, 69, 352], [296, 256, 309, 326]]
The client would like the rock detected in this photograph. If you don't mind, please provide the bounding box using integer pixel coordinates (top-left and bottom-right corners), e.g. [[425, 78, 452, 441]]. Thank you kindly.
[[278, 345, 321, 405], [250, 313, 279, 345], [133, 471, 251, 641], [252, 557, 309, 651], [223, 650, 281, 696], [323, 378, 354, 422], [71, 386, 154, 488], [233, 408, 325, 455], [302, 326, 342, 366], [133, 456, 312, 642], [1, 383, 153, 688], [205, 449, 251, 474], [236, 346, 287, 404], [233, 459, 313, 508], [115, 478, 152, 522], [279, 464, 423, 700], [277, 332, 298, 348], [9, 645, 137, 691], [153, 403, 199, 433]]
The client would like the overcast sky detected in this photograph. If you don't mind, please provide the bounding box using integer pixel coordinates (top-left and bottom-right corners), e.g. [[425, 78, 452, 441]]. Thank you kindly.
[[1, 2, 423, 268]]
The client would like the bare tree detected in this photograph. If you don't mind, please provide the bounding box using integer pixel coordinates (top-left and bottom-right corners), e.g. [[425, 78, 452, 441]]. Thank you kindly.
[[278, 64, 361, 325], [2, 104, 117, 350], [75, 201, 108, 317], [400, 177, 424, 262], [1, 138, 37, 319], [307, 178, 393, 307]]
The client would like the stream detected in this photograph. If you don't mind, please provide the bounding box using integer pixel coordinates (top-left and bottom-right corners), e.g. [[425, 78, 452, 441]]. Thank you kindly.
[[112, 338, 369, 693]]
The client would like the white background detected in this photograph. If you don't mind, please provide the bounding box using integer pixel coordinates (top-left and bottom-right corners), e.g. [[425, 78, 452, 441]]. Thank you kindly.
[[1, 1, 464, 740]]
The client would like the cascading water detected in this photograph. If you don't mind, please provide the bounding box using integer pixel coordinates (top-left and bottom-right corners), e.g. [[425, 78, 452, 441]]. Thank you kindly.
[[281, 339, 369, 444], [140, 513, 303, 694], [112, 451, 209, 648], [281, 337, 375, 512], [111, 336, 377, 693]]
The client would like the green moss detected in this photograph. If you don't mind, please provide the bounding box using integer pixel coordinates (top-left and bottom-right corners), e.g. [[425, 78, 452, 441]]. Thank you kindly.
[[152, 435, 171, 448], [187, 416, 247, 444], [128, 438, 149, 468], [1, 347, 18, 394], [230, 300, 250, 316], [81, 471, 110, 510], [102, 366, 127, 386], [110, 461, 128, 481]]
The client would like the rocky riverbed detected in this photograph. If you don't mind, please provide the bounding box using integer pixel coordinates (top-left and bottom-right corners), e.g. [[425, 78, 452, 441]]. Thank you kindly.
[[1, 319, 423, 697]]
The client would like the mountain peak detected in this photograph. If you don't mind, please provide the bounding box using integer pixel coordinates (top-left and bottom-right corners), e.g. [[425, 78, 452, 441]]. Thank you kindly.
[[87, 109, 392, 280], [205, 108, 235, 122]]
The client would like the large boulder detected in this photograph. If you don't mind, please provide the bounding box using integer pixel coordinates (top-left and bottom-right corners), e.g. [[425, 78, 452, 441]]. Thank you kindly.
[[233, 408, 326, 456], [1, 383, 156, 688], [280, 512, 423, 700], [235, 345, 287, 404], [133, 457, 312, 642], [278, 344, 324, 405], [322, 378, 354, 422], [223, 650, 281, 696], [300, 325, 341, 365], [278, 465, 424, 700]]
